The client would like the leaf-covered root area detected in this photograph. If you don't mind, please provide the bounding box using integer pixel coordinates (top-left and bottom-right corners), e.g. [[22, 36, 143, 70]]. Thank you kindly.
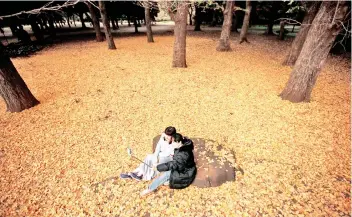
[[0, 33, 350, 217]]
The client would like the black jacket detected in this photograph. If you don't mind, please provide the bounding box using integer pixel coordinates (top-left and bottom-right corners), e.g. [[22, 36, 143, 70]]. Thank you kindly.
[[157, 138, 197, 189]]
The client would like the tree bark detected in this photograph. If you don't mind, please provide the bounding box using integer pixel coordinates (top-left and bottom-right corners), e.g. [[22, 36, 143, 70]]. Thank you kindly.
[[99, 1, 116, 49], [239, 0, 251, 44], [231, 11, 238, 32], [79, 12, 87, 29], [0, 48, 39, 112], [189, 5, 193, 25], [194, 4, 202, 31], [145, 4, 154, 43], [170, 2, 188, 68], [30, 19, 44, 42], [86, 2, 104, 42], [133, 18, 139, 33], [111, 17, 118, 30], [217, 1, 234, 52], [265, 22, 274, 35], [283, 1, 321, 66], [280, 1, 348, 103], [278, 21, 285, 40]]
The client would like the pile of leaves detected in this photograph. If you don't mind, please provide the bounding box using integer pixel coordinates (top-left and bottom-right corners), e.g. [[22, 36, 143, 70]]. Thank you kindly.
[[0, 32, 350, 217], [3, 42, 48, 58]]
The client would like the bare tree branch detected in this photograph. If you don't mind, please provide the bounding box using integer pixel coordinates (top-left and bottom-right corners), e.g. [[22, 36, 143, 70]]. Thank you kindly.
[[0, 0, 80, 20]]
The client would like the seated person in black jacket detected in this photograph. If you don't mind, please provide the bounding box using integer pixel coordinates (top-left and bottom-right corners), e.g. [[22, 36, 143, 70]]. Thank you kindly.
[[140, 133, 197, 196]]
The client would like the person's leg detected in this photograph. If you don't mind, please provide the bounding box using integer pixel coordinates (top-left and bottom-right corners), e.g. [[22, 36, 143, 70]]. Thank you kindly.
[[140, 171, 171, 196], [149, 171, 171, 191]]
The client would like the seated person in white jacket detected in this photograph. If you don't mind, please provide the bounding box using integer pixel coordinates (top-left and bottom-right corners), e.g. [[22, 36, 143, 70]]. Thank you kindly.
[[120, 126, 176, 181]]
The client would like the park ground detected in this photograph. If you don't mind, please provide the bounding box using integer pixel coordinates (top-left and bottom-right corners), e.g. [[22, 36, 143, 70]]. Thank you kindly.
[[0, 24, 351, 217]]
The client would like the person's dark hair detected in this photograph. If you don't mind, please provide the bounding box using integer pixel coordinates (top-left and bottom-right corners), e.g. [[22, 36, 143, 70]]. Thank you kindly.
[[173, 133, 183, 143], [164, 126, 176, 136]]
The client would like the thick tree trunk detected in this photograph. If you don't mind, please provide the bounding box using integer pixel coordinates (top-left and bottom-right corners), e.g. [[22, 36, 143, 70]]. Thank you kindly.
[[194, 4, 202, 31], [0, 49, 39, 112], [79, 12, 87, 29], [239, 0, 251, 44], [217, 1, 234, 51], [278, 21, 285, 40], [86, 3, 104, 42], [170, 2, 188, 68], [280, 1, 348, 103], [283, 1, 321, 66], [145, 4, 154, 43], [99, 1, 116, 49]]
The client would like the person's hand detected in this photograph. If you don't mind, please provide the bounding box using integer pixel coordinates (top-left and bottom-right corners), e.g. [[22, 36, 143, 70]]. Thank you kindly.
[[152, 163, 158, 171]]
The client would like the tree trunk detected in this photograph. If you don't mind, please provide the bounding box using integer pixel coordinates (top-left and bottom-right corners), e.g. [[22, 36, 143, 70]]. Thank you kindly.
[[283, 1, 321, 66], [278, 21, 285, 40], [128, 16, 131, 26], [265, 22, 274, 35], [111, 17, 118, 30], [194, 4, 202, 31], [170, 2, 188, 68], [145, 4, 154, 43], [48, 18, 56, 37], [99, 1, 116, 49], [73, 16, 76, 27], [189, 5, 193, 25], [239, 0, 251, 44], [0, 48, 39, 112], [280, 1, 348, 103], [115, 19, 119, 29], [30, 19, 44, 42], [291, 24, 295, 33], [231, 12, 238, 32], [217, 1, 234, 52], [210, 11, 217, 27], [133, 18, 139, 33], [67, 17, 71, 28], [86, 3, 104, 42], [79, 12, 86, 29]]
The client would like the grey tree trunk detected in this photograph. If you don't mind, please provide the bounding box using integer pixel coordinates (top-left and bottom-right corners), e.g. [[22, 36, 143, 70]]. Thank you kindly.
[[239, 0, 251, 43], [217, 1, 234, 51], [86, 2, 104, 42], [99, 1, 116, 49], [283, 1, 321, 66], [145, 4, 154, 43], [0, 47, 39, 112], [170, 2, 188, 68], [280, 1, 349, 103]]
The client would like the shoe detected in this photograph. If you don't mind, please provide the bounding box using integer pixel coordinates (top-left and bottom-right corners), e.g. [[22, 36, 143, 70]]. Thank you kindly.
[[163, 181, 169, 186], [119, 172, 132, 179], [140, 189, 153, 197], [130, 172, 143, 181]]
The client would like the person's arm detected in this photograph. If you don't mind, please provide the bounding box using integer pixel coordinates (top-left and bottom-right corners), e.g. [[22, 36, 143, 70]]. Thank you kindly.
[[157, 153, 188, 172], [153, 133, 165, 162]]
